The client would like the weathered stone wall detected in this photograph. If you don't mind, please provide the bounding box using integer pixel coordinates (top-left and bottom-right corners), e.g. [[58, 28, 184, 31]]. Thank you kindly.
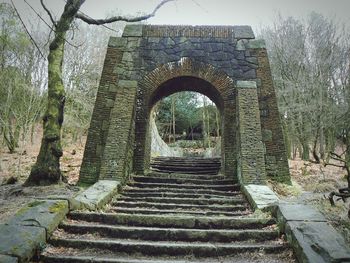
[[236, 81, 266, 184], [79, 24, 291, 185], [79, 38, 125, 185]]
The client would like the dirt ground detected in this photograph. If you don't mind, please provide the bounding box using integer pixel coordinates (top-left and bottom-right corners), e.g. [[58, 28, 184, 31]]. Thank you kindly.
[[0, 128, 349, 242], [0, 127, 85, 223]]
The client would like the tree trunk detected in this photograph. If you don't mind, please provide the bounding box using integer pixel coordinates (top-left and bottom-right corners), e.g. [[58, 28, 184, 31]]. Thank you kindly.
[[215, 109, 220, 138], [171, 96, 176, 143], [25, 0, 84, 186], [301, 141, 309, 161]]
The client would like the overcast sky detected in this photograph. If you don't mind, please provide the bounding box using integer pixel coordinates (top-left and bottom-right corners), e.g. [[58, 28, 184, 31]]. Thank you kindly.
[[10, 0, 350, 33]]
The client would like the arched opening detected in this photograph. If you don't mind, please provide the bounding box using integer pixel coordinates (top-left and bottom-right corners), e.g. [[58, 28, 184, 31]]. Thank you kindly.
[[139, 76, 228, 174], [133, 60, 237, 179], [151, 91, 221, 158]]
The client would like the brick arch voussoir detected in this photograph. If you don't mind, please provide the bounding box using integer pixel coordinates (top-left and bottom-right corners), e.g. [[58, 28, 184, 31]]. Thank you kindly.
[[142, 57, 234, 106]]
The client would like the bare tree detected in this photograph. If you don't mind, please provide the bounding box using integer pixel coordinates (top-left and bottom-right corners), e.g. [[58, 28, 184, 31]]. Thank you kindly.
[[262, 13, 350, 162], [24, 0, 174, 185]]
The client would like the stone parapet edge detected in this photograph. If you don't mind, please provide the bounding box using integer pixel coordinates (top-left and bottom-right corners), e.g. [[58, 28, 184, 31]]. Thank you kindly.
[[242, 184, 350, 263], [0, 180, 120, 263]]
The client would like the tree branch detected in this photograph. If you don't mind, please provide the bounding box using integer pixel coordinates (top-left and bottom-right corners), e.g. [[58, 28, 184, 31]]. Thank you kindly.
[[10, 0, 45, 59], [329, 151, 346, 163], [40, 0, 57, 27], [76, 0, 174, 25]]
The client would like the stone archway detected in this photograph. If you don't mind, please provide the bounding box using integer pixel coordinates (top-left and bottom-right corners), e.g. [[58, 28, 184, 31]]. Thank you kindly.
[[133, 58, 236, 178], [79, 24, 291, 186]]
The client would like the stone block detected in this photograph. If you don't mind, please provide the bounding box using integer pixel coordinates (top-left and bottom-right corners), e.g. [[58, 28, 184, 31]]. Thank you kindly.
[[235, 39, 246, 51], [105, 98, 114, 108], [236, 80, 257, 89], [122, 52, 133, 62], [242, 184, 279, 212], [278, 203, 326, 223], [10, 200, 68, 236], [233, 25, 255, 39], [247, 39, 266, 49], [122, 24, 143, 37], [72, 180, 120, 210], [108, 37, 127, 48], [0, 224, 45, 263], [262, 129, 273, 142], [0, 255, 18, 263], [118, 80, 138, 88], [286, 221, 350, 263]]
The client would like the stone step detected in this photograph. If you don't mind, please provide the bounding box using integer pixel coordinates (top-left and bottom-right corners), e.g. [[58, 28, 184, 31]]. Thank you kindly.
[[48, 237, 287, 258], [128, 182, 240, 191], [41, 253, 295, 263], [150, 168, 219, 175], [132, 176, 235, 185], [151, 158, 221, 162], [150, 165, 221, 170], [59, 222, 278, 242], [124, 187, 239, 196], [112, 201, 249, 212], [68, 212, 275, 229], [116, 196, 246, 206], [109, 207, 250, 216], [146, 171, 226, 180], [120, 191, 242, 199]]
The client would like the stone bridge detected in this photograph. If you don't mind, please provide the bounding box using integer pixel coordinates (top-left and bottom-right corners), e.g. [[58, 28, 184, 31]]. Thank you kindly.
[[79, 24, 290, 186]]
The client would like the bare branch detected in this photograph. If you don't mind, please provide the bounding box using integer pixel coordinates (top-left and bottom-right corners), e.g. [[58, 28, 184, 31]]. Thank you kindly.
[[324, 162, 346, 169], [76, 0, 174, 25], [329, 151, 346, 163], [10, 0, 45, 59], [40, 0, 56, 27]]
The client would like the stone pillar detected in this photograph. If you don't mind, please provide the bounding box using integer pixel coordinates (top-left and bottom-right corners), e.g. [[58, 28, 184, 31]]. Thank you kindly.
[[79, 37, 126, 185], [99, 80, 137, 183], [223, 98, 237, 180], [247, 39, 291, 183], [236, 81, 267, 185], [79, 24, 143, 185]]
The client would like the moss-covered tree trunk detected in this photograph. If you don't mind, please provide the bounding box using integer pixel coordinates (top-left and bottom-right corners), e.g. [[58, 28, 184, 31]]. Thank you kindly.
[[25, 0, 85, 186], [24, 0, 171, 186]]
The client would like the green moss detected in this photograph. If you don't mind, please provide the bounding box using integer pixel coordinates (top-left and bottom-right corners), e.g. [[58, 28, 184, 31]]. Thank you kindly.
[[48, 201, 67, 213], [28, 200, 45, 207], [16, 200, 45, 215]]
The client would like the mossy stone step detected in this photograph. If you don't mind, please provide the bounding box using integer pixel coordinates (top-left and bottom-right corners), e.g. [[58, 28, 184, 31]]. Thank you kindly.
[[121, 191, 242, 199], [112, 200, 249, 211], [59, 222, 278, 242], [49, 238, 288, 257], [116, 196, 245, 206], [109, 207, 250, 216], [150, 168, 219, 175], [129, 182, 240, 191], [132, 176, 235, 185], [146, 171, 226, 180], [68, 212, 276, 229], [41, 252, 295, 263], [124, 187, 239, 196]]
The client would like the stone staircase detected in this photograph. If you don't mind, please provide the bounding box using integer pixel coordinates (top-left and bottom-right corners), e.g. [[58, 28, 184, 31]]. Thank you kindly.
[[41, 157, 295, 262]]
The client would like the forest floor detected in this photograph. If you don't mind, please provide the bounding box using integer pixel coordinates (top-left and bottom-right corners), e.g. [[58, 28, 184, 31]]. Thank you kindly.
[[0, 130, 349, 243]]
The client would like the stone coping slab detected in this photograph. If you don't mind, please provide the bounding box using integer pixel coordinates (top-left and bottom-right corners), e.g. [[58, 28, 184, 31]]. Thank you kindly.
[[0, 180, 121, 262], [0, 223, 46, 263], [242, 184, 279, 213], [286, 221, 350, 263], [10, 199, 68, 237], [72, 180, 120, 210], [242, 184, 350, 262], [0, 199, 68, 263], [277, 203, 350, 263], [0, 254, 18, 263]]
